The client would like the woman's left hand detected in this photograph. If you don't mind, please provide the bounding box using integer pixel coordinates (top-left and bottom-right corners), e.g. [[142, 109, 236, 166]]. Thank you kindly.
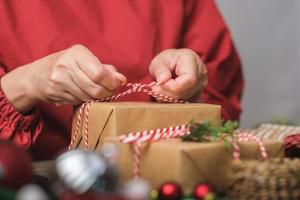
[[149, 49, 207, 101]]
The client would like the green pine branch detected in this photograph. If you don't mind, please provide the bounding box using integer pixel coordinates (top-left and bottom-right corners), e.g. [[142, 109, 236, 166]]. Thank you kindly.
[[182, 120, 239, 143]]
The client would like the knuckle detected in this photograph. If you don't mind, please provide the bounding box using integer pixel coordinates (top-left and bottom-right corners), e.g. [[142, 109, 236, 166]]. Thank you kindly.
[[150, 54, 163, 65], [49, 72, 60, 84], [69, 44, 87, 53], [91, 68, 105, 83], [180, 48, 195, 56], [104, 64, 116, 71], [89, 87, 103, 99]]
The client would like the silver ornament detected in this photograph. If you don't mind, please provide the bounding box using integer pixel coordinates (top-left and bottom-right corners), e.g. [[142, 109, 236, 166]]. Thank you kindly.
[[56, 150, 106, 194], [16, 184, 48, 200], [123, 178, 151, 200]]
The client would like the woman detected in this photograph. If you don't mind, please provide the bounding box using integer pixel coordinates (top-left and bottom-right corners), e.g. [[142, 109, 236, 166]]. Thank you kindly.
[[0, 0, 243, 159]]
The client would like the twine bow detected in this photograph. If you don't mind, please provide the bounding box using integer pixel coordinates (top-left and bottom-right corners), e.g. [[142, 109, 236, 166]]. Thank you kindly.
[[69, 82, 187, 151]]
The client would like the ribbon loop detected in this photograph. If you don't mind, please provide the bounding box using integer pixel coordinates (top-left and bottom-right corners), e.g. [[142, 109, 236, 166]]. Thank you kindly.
[[231, 132, 268, 161]]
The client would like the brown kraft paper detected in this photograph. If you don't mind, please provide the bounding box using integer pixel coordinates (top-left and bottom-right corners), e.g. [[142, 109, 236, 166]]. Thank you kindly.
[[71, 102, 221, 150], [105, 138, 284, 194]]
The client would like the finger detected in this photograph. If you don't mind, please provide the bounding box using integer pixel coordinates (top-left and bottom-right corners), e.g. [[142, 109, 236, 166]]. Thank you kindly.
[[50, 63, 93, 102], [162, 55, 199, 94], [103, 64, 127, 84], [69, 62, 114, 99], [163, 74, 197, 94], [68, 45, 123, 91], [151, 85, 181, 101], [149, 59, 172, 83], [61, 76, 93, 102]]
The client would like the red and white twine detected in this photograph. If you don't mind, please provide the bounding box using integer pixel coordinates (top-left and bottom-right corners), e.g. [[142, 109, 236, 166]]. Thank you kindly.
[[68, 82, 187, 150]]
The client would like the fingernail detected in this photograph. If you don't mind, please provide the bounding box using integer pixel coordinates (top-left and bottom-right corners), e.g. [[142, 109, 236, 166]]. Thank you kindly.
[[115, 72, 127, 83], [157, 73, 166, 83]]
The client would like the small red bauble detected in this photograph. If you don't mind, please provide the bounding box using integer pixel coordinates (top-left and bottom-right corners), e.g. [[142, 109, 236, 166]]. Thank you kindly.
[[0, 140, 33, 190], [158, 182, 182, 200], [193, 183, 213, 200]]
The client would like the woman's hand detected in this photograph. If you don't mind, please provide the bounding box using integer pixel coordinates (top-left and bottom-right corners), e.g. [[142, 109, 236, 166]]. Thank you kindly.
[[1, 44, 126, 113], [149, 49, 207, 101]]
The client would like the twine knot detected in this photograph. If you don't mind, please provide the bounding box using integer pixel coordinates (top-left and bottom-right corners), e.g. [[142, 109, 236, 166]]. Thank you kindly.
[[130, 83, 145, 93]]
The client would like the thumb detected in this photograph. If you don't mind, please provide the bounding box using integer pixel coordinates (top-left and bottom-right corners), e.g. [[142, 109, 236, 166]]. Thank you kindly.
[[149, 62, 172, 84]]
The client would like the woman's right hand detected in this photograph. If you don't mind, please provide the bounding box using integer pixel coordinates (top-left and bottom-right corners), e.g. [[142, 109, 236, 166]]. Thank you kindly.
[[1, 44, 126, 113]]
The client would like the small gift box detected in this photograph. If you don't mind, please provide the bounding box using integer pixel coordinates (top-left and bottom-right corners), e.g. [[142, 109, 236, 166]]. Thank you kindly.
[[106, 137, 283, 194], [70, 102, 221, 150]]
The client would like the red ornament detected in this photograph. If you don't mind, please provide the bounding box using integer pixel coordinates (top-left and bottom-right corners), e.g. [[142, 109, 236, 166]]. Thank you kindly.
[[284, 133, 300, 157], [0, 140, 33, 190], [193, 183, 213, 200], [158, 182, 182, 200]]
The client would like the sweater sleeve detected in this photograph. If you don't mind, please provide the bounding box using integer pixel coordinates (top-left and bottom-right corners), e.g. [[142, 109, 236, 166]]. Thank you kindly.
[[182, 0, 244, 121], [0, 66, 43, 149]]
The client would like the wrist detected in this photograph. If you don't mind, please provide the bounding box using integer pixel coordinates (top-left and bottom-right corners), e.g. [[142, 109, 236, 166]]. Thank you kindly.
[[1, 65, 39, 113]]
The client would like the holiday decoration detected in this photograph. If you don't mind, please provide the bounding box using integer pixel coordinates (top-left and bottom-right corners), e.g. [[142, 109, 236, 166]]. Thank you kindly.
[[106, 128, 282, 193], [70, 102, 221, 150], [56, 150, 111, 194], [122, 178, 150, 200], [182, 121, 238, 143], [16, 184, 48, 200], [158, 182, 182, 200], [284, 133, 300, 157], [0, 140, 33, 190], [193, 183, 214, 200]]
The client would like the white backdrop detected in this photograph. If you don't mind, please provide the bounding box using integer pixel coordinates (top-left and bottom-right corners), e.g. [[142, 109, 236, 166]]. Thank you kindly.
[[216, 1, 300, 127]]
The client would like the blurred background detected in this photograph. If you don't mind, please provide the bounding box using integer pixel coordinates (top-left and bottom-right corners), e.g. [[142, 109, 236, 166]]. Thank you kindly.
[[216, 0, 300, 127]]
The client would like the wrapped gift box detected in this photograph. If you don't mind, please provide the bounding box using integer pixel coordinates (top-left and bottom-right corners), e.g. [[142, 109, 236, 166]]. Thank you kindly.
[[71, 102, 221, 150], [106, 138, 283, 194]]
